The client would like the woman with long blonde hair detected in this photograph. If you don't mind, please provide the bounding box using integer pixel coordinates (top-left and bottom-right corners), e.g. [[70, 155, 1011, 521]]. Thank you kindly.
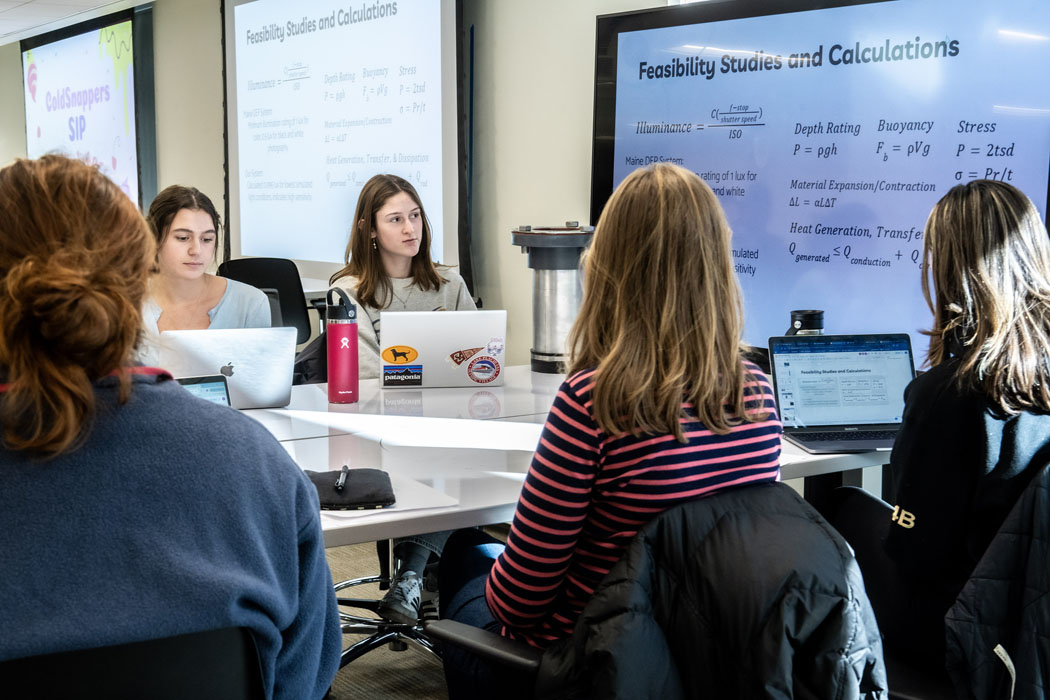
[[435, 163, 783, 697]]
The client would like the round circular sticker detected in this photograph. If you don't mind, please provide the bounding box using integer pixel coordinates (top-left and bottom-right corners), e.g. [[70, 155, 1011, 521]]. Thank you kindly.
[[467, 356, 501, 384]]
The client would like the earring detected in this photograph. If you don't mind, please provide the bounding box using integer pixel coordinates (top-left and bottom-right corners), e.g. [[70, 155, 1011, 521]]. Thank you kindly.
[[372, 239, 378, 251]]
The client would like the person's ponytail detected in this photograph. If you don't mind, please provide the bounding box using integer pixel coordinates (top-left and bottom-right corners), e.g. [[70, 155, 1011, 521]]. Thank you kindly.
[[0, 156, 154, 458]]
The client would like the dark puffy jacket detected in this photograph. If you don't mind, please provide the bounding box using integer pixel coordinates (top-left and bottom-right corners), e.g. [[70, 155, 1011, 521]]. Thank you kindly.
[[535, 482, 888, 699], [946, 464, 1050, 700]]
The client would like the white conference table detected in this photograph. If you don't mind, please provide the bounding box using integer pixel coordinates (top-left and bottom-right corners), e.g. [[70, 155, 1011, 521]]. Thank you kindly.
[[301, 277, 329, 303], [244, 366, 887, 548]]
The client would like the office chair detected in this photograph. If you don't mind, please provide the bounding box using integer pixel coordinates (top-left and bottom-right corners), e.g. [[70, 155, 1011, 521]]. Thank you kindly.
[[0, 627, 264, 700], [218, 257, 312, 344], [427, 482, 888, 699], [332, 540, 439, 667], [825, 487, 956, 700], [257, 287, 283, 326]]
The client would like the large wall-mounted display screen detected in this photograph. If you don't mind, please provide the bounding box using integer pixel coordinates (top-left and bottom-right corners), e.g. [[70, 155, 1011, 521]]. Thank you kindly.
[[22, 10, 153, 207], [592, 0, 1050, 357]]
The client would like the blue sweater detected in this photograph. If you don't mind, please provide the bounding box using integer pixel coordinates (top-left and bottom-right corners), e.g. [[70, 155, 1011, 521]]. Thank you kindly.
[[0, 371, 340, 699]]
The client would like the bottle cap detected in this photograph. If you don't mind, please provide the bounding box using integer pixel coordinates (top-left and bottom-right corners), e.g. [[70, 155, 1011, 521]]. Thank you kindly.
[[786, 309, 823, 335], [326, 287, 357, 321]]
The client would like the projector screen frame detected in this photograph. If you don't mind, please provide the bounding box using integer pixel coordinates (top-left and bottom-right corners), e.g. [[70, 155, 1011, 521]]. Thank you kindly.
[[20, 4, 158, 210], [220, 0, 468, 290]]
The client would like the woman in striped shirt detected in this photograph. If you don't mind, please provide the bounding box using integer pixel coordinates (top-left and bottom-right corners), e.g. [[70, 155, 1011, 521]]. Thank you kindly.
[[437, 163, 783, 698]]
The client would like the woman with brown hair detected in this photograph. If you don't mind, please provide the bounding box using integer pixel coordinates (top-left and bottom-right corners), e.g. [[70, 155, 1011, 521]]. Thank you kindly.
[[330, 173, 475, 623], [436, 163, 783, 697], [136, 185, 270, 364], [0, 156, 340, 698], [830, 179, 1050, 667], [330, 173, 474, 378]]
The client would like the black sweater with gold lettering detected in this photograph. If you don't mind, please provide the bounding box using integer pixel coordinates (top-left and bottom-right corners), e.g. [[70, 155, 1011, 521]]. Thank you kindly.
[[885, 358, 1050, 652]]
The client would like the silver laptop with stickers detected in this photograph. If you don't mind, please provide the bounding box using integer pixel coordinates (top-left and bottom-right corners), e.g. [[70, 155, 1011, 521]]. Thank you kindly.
[[379, 310, 507, 388], [156, 327, 297, 409]]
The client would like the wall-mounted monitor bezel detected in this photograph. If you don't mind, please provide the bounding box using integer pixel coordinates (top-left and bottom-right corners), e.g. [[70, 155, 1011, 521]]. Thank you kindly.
[[20, 4, 157, 210]]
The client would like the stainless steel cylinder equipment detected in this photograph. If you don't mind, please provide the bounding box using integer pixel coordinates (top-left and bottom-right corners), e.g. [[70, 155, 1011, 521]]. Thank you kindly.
[[511, 224, 594, 373]]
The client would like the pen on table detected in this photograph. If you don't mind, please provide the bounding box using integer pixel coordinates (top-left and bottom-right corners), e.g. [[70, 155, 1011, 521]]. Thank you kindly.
[[335, 465, 349, 491]]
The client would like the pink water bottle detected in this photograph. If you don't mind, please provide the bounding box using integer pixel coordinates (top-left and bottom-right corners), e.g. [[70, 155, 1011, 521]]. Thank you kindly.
[[326, 288, 359, 403]]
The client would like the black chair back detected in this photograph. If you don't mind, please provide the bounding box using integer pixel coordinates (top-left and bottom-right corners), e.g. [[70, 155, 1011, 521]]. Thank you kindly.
[[218, 257, 312, 344], [0, 626, 265, 700]]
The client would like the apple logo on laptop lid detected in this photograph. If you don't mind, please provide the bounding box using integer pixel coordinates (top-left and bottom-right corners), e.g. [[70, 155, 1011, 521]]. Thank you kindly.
[[220, 362, 234, 377]]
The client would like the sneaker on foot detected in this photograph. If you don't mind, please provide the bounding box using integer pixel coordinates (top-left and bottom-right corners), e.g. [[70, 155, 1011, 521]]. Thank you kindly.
[[420, 595, 440, 622], [377, 571, 421, 624]]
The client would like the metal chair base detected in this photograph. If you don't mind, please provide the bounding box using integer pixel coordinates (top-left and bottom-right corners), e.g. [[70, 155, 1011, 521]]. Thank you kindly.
[[335, 575, 439, 668]]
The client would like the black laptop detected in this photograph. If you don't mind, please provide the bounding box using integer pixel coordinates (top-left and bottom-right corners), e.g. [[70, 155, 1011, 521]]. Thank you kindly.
[[767, 334, 915, 454]]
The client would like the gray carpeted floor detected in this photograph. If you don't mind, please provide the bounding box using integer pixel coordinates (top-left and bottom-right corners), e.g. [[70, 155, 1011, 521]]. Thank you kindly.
[[326, 543, 449, 700]]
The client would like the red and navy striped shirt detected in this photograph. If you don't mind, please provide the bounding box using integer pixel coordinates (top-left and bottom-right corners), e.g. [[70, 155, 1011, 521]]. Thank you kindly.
[[486, 361, 782, 647]]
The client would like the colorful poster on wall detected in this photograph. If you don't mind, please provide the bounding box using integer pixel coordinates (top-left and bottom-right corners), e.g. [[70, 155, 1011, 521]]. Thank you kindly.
[[23, 20, 138, 205]]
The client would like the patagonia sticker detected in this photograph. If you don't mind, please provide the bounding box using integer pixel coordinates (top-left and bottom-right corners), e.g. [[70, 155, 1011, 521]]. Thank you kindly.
[[382, 345, 418, 364], [467, 356, 501, 384], [383, 364, 422, 387]]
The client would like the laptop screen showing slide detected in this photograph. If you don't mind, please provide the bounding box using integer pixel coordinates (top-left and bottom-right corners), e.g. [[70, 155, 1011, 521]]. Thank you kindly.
[[157, 327, 297, 409], [768, 333, 915, 454], [380, 310, 507, 388]]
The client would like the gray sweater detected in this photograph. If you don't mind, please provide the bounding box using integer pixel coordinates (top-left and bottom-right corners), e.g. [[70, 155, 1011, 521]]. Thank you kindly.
[[330, 268, 475, 378]]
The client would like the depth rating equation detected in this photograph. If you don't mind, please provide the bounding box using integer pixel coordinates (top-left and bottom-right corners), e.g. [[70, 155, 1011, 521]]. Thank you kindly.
[[792, 143, 839, 159]]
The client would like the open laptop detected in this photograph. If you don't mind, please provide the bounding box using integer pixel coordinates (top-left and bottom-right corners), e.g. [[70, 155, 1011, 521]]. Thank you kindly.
[[157, 327, 297, 409], [379, 310, 507, 388], [176, 375, 233, 407], [767, 333, 915, 453]]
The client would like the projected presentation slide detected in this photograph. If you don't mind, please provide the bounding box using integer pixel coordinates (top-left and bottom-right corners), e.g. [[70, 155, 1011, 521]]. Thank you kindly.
[[232, 0, 443, 263], [23, 21, 138, 204], [610, 0, 1050, 354]]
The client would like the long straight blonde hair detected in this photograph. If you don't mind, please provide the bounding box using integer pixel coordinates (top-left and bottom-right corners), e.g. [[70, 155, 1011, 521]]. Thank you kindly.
[[569, 163, 757, 439], [923, 179, 1050, 414]]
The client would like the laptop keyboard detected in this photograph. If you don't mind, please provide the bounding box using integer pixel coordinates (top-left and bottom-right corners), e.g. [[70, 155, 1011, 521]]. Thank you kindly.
[[795, 430, 897, 442]]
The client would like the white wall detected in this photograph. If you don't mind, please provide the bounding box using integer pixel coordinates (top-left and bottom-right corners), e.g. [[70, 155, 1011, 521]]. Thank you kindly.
[[0, 41, 27, 166], [463, 0, 662, 365], [151, 0, 226, 215]]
